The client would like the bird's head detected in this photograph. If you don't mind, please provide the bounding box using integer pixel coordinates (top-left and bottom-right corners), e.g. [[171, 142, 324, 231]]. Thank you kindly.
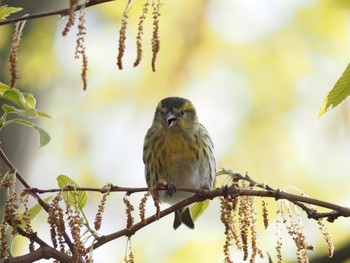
[[152, 97, 199, 132]]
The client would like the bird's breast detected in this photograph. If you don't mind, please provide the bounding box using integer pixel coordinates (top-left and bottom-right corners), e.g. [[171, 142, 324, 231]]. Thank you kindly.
[[160, 131, 199, 184]]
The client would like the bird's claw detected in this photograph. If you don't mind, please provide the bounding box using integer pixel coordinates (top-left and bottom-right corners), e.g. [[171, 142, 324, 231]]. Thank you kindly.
[[166, 182, 177, 197]]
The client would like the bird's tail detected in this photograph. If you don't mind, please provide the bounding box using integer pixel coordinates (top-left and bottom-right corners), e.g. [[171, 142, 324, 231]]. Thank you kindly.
[[173, 207, 195, 229]]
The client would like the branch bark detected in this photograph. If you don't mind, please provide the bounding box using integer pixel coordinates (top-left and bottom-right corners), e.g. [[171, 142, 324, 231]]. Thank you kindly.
[[0, 0, 116, 26], [89, 185, 350, 250], [0, 245, 74, 263]]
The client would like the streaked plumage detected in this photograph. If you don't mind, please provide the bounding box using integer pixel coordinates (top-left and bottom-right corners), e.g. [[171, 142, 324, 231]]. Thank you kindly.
[[143, 97, 216, 229]]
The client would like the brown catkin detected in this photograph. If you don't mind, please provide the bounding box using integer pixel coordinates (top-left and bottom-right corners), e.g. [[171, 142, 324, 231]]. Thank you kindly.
[[0, 223, 7, 259], [8, 21, 26, 87], [139, 192, 151, 223], [220, 197, 234, 263], [75, 3, 88, 90], [151, 0, 161, 72], [123, 195, 135, 230], [261, 197, 269, 229], [94, 188, 111, 231], [117, 2, 131, 70], [134, 2, 149, 67], [62, 0, 78, 36], [317, 219, 334, 258]]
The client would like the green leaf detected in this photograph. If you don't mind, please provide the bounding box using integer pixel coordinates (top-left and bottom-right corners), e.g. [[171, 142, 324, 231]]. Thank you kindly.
[[0, 88, 39, 110], [0, 5, 22, 20], [23, 93, 36, 109], [191, 199, 210, 222], [37, 111, 52, 118], [0, 82, 11, 94], [319, 63, 350, 117], [18, 196, 53, 228], [1, 89, 32, 109], [35, 125, 51, 147], [7, 118, 51, 146], [2, 104, 39, 118], [0, 86, 50, 118], [57, 175, 88, 210], [2, 104, 51, 119]]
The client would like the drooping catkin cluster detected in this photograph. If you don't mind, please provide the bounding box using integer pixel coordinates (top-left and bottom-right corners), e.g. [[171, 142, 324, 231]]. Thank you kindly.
[[117, 2, 131, 70], [220, 177, 336, 263], [61, 0, 89, 90], [0, 224, 7, 259], [75, 3, 88, 90], [317, 218, 334, 258], [139, 191, 151, 223], [261, 197, 269, 229], [8, 21, 26, 87], [117, 0, 162, 71], [20, 191, 35, 252], [294, 187, 335, 258], [1, 170, 33, 258], [275, 202, 284, 263], [151, 0, 161, 72], [273, 187, 335, 263], [220, 196, 240, 263], [48, 194, 66, 252], [123, 195, 135, 230], [62, 0, 78, 36], [238, 194, 264, 262], [219, 181, 264, 263], [277, 200, 312, 263], [47, 192, 87, 262], [94, 185, 111, 231], [65, 194, 87, 262], [149, 180, 165, 220], [124, 237, 135, 263], [2, 170, 20, 238], [134, 1, 149, 67]]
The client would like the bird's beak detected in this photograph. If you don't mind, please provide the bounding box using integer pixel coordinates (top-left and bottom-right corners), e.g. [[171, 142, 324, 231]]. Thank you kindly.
[[165, 112, 177, 127]]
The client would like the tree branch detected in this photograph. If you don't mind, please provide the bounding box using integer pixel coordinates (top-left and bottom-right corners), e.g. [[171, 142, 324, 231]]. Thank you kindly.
[[88, 184, 350, 250], [2, 144, 350, 260], [29, 179, 350, 222], [0, 245, 74, 263], [0, 0, 116, 26]]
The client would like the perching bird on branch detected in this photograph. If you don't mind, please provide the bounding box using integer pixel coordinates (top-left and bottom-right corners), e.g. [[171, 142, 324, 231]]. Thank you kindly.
[[143, 97, 216, 229]]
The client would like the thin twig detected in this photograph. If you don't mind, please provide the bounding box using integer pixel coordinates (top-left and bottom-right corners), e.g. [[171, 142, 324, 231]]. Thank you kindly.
[[85, 184, 350, 250], [29, 183, 350, 221], [0, 0, 116, 26]]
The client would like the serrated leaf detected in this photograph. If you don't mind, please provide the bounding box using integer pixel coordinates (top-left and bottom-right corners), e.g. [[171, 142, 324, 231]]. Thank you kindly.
[[18, 196, 53, 228], [57, 175, 88, 210], [319, 63, 350, 117], [8, 118, 51, 146], [191, 199, 210, 222], [0, 5, 22, 20]]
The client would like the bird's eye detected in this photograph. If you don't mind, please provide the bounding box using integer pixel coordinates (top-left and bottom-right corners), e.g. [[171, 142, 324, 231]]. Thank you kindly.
[[156, 109, 166, 118], [179, 110, 185, 116]]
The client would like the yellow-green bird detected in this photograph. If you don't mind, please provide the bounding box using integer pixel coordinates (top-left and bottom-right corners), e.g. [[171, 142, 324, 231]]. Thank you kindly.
[[143, 97, 216, 229]]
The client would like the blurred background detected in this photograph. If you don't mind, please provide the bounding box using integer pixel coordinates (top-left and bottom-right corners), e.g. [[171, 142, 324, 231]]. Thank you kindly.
[[1, 0, 350, 262]]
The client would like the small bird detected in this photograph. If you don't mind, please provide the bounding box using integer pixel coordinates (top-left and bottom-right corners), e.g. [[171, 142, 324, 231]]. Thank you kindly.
[[143, 97, 216, 229]]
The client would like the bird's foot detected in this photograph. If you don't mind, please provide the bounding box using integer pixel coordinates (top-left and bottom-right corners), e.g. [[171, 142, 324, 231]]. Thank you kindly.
[[166, 182, 177, 197]]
